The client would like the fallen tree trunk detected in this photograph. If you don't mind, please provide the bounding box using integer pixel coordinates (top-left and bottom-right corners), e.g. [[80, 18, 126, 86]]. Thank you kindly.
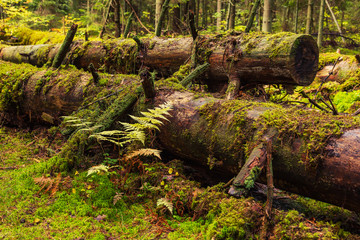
[[0, 33, 319, 88], [0, 60, 359, 212], [155, 90, 360, 212], [0, 60, 140, 125]]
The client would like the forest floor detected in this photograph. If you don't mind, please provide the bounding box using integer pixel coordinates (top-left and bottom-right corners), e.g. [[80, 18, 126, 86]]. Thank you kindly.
[[0, 126, 360, 240]]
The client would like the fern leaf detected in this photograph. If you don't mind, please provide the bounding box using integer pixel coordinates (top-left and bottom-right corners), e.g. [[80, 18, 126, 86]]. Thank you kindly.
[[157, 198, 173, 214], [122, 130, 146, 145], [125, 148, 162, 160], [87, 164, 110, 176], [63, 119, 83, 124], [120, 122, 145, 131], [79, 124, 103, 132], [141, 111, 169, 122], [129, 116, 160, 131]]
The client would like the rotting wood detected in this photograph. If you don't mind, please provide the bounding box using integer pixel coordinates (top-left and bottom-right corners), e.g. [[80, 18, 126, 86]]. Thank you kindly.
[[155, 90, 360, 213], [228, 142, 268, 197], [0, 60, 359, 212], [140, 67, 156, 99], [155, 0, 171, 37], [0, 33, 319, 89], [89, 63, 100, 84], [52, 24, 78, 68], [180, 63, 210, 87]]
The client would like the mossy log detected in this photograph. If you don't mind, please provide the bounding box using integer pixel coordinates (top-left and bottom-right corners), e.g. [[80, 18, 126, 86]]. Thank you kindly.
[[0, 60, 140, 125], [0, 60, 359, 212], [155, 90, 360, 212], [0, 33, 319, 88]]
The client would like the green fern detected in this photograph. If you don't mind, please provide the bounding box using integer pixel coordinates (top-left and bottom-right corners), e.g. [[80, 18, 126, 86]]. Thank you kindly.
[[87, 164, 110, 176], [62, 116, 103, 133], [125, 148, 162, 160], [157, 198, 173, 214], [90, 103, 172, 146]]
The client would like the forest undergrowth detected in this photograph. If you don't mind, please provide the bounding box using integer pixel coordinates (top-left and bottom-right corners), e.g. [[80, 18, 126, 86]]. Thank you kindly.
[[0, 124, 360, 239]]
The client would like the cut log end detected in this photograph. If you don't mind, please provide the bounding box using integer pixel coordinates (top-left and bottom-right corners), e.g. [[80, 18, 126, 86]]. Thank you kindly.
[[289, 35, 319, 86]]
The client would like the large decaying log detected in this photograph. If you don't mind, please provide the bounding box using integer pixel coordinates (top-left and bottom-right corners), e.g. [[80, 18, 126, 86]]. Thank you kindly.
[[155, 90, 360, 213], [0, 59, 359, 212], [0, 60, 140, 124], [0, 33, 319, 88]]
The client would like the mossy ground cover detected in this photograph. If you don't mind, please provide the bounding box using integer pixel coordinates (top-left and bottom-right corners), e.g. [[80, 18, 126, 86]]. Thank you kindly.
[[0, 126, 359, 239]]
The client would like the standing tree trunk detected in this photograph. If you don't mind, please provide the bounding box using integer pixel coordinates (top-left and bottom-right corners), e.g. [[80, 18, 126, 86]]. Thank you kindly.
[[305, 0, 314, 34], [202, 0, 207, 28], [227, 0, 236, 30], [114, 0, 121, 38], [324, 0, 345, 44], [262, 0, 273, 33], [99, 0, 112, 38], [216, 0, 222, 32], [155, 0, 164, 28], [245, 0, 261, 32], [155, 0, 170, 37], [294, 0, 299, 33], [317, 0, 325, 47], [172, 3, 181, 33]]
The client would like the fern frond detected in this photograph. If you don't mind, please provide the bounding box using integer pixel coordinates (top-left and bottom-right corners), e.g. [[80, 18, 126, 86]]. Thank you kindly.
[[132, 115, 164, 126], [90, 130, 127, 137], [79, 124, 103, 132], [120, 122, 145, 131], [87, 164, 110, 176], [157, 198, 173, 214], [122, 130, 146, 145], [63, 119, 83, 123], [125, 148, 162, 160], [129, 116, 160, 131], [61, 116, 81, 121], [69, 122, 93, 127]]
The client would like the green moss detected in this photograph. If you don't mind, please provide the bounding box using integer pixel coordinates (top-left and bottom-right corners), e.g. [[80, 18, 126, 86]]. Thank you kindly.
[[101, 38, 139, 74], [34, 45, 55, 66], [0, 61, 39, 111], [204, 197, 262, 240], [13, 25, 65, 45], [199, 99, 360, 165], [333, 90, 360, 112]]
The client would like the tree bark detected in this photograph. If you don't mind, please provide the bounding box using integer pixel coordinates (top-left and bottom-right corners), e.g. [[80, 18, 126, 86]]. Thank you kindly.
[[245, 0, 261, 33], [155, 0, 164, 28], [1, 60, 360, 212], [0, 33, 319, 89], [324, 0, 345, 44], [155, 90, 360, 213], [114, 0, 121, 38], [294, 0, 299, 33], [317, 0, 325, 47], [0, 60, 140, 125], [227, 0, 235, 30], [305, 0, 314, 34], [216, 0, 222, 32], [52, 24, 78, 68], [262, 0, 273, 33], [155, 0, 170, 37]]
